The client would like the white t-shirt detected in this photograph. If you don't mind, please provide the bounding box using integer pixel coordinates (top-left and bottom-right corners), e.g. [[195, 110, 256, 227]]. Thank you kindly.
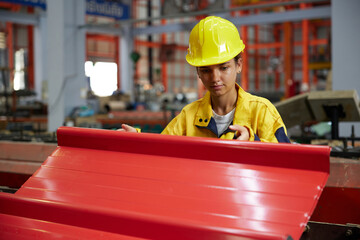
[[212, 108, 235, 137]]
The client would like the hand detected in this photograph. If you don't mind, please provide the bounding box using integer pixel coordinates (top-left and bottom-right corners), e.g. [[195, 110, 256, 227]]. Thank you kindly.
[[229, 125, 249, 141], [117, 124, 137, 133]]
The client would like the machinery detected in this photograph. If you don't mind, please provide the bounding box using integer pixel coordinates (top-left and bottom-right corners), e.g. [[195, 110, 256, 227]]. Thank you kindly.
[[275, 89, 360, 159]]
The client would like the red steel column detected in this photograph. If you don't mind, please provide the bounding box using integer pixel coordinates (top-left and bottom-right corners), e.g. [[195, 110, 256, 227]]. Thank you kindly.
[[311, 14, 319, 87], [161, 19, 167, 92], [284, 22, 293, 98], [254, 10, 259, 91], [274, 24, 280, 90], [115, 36, 120, 90], [6, 22, 16, 113], [240, 11, 249, 91], [301, 3, 309, 92], [27, 7, 34, 90]]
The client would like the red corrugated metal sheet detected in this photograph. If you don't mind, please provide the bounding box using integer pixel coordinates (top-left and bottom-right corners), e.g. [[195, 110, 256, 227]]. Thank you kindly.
[[0, 126, 330, 240]]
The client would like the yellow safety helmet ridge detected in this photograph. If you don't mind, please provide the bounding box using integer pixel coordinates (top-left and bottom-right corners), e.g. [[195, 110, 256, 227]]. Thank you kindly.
[[186, 16, 245, 67]]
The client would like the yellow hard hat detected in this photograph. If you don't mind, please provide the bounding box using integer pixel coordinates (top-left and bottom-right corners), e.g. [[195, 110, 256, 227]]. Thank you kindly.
[[186, 16, 245, 67]]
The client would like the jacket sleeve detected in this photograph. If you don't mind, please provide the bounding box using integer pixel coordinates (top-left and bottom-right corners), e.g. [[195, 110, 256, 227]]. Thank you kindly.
[[161, 110, 186, 136], [254, 101, 290, 143]]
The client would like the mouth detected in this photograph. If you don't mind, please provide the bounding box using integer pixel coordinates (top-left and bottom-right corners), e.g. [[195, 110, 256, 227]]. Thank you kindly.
[[211, 85, 223, 90]]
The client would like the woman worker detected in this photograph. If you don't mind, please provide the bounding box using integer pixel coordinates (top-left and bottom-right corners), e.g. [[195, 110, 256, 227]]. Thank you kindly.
[[120, 16, 290, 143]]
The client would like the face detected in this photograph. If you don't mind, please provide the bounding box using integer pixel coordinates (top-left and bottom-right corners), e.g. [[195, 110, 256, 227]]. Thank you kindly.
[[197, 58, 242, 97]]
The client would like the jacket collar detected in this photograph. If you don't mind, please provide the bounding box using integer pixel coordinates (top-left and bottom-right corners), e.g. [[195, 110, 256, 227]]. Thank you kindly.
[[233, 83, 252, 125], [194, 83, 247, 127], [194, 89, 213, 127]]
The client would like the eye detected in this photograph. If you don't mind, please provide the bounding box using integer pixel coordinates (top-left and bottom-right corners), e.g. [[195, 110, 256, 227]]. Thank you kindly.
[[200, 68, 210, 73], [221, 66, 229, 71]]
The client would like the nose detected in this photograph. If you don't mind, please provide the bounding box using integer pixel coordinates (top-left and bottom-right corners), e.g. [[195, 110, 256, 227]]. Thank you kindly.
[[211, 69, 221, 82]]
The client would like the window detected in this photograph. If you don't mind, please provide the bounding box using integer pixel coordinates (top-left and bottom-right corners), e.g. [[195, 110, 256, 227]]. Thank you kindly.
[[13, 48, 26, 91], [85, 61, 117, 97]]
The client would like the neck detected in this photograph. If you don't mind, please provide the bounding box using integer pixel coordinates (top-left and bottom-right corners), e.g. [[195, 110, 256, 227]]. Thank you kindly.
[[211, 87, 238, 115]]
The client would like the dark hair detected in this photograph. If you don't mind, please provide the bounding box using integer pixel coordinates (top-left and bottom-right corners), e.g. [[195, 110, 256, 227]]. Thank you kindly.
[[234, 52, 243, 62]]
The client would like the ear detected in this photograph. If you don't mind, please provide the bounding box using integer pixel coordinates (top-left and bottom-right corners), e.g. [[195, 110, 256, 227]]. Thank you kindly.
[[236, 58, 243, 73]]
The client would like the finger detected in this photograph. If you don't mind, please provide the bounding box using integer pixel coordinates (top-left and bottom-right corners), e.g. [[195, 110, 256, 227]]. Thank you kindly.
[[121, 124, 131, 131], [228, 125, 239, 132], [121, 124, 136, 132], [228, 125, 239, 138], [229, 125, 249, 141], [238, 133, 248, 141], [229, 125, 238, 136], [238, 127, 249, 141]]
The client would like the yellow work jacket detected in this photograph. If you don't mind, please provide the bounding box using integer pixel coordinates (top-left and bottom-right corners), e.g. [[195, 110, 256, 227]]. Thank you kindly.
[[162, 84, 290, 143]]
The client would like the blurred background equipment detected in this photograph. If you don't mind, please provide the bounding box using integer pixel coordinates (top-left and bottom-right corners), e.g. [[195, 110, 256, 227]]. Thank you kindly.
[[276, 89, 360, 159], [161, 0, 224, 15]]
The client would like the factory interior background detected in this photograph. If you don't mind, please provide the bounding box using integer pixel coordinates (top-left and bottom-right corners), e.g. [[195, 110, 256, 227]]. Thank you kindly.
[[0, 0, 359, 136], [0, 1, 359, 161], [0, 0, 360, 239]]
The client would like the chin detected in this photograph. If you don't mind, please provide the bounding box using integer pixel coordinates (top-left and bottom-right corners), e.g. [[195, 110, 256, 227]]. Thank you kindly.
[[210, 90, 225, 97]]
